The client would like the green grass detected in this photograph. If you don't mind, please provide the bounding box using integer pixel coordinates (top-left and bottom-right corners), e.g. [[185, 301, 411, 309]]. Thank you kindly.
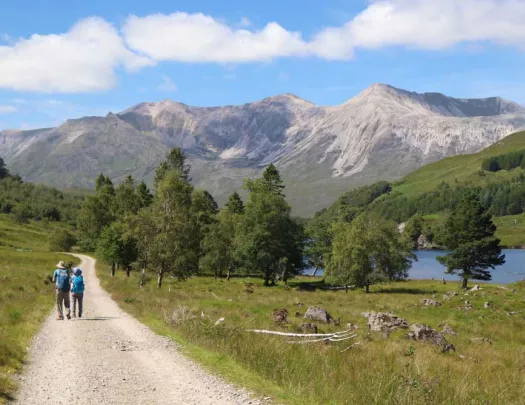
[[0, 214, 76, 403], [494, 213, 525, 247], [395, 131, 525, 198], [99, 264, 525, 405]]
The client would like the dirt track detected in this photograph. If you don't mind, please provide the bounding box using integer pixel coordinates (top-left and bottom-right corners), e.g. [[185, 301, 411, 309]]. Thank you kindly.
[[13, 254, 261, 405]]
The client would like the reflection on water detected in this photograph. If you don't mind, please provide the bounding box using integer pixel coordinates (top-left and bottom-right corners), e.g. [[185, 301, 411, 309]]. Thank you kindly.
[[303, 249, 525, 284]]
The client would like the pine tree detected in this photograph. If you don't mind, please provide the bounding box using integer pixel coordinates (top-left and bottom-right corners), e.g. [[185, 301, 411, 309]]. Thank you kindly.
[[0, 157, 10, 179], [236, 166, 303, 286], [437, 192, 505, 288], [261, 163, 285, 196], [115, 176, 141, 217], [95, 173, 106, 191], [136, 181, 153, 208], [225, 191, 245, 214], [154, 148, 191, 188]]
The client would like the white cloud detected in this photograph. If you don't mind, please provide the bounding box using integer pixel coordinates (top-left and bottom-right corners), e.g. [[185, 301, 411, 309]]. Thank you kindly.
[[0, 105, 17, 114], [158, 75, 178, 92], [0, 17, 153, 93], [311, 0, 525, 59], [123, 12, 310, 62], [2, 3, 525, 94]]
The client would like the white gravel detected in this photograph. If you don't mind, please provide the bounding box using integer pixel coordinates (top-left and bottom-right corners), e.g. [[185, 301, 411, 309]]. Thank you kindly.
[[13, 254, 263, 405]]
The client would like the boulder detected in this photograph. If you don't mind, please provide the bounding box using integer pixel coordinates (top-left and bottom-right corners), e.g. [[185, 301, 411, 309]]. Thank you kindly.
[[441, 323, 457, 335], [346, 323, 359, 330], [422, 299, 442, 307], [366, 312, 408, 333], [484, 302, 491, 308], [446, 291, 458, 297], [464, 300, 473, 310], [273, 308, 288, 323], [301, 323, 318, 333], [407, 324, 454, 351], [304, 306, 333, 323], [470, 285, 482, 291]]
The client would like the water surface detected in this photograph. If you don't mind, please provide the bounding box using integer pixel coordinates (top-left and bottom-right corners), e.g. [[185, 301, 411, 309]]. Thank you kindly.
[[303, 249, 525, 284]]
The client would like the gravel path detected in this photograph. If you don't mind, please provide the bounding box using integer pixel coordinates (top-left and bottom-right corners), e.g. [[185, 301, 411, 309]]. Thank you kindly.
[[13, 254, 262, 405]]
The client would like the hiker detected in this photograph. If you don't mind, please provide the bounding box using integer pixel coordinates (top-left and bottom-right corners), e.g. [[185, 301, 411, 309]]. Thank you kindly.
[[71, 268, 85, 318], [52, 261, 71, 320]]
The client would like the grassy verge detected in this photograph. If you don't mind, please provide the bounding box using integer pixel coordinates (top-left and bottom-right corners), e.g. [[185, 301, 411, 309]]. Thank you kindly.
[[0, 214, 76, 403], [98, 263, 525, 405]]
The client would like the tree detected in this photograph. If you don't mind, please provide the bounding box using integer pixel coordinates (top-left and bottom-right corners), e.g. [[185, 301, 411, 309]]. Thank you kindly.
[[95, 173, 106, 191], [49, 230, 77, 252], [154, 147, 191, 188], [200, 210, 239, 280], [304, 219, 332, 277], [260, 163, 285, 196], [77, 196, 114, 250], [126, 209, 157, 287], [136, 181, 153, 208], [437, 193, 505, 289], [404, 214, 423, 248], [96, 225, 122, 276], [147, 170, 200, 288], [0, 157, 9, 179], [225, 191, 244, 214], [114, 176, 141, 217], [236, 166, 303, 286], [327, 214, 415, 292]]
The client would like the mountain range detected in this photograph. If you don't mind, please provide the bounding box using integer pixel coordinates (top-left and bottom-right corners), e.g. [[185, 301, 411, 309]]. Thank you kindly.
[[2, 83, 525, 216]]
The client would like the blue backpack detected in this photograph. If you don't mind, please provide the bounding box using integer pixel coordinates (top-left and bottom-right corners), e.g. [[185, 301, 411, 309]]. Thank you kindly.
[[56, 269, 71, 292], [72, 275, 84, 293]]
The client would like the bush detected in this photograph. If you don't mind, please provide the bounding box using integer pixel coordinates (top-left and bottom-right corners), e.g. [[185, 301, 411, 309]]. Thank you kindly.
[[49, 231, 77, 252]]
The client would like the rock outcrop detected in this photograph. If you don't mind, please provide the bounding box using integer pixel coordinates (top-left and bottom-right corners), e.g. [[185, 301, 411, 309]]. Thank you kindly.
[[304, 306, 333, 323], [407, 324, 455, 352], [365, 312, 409, 334]]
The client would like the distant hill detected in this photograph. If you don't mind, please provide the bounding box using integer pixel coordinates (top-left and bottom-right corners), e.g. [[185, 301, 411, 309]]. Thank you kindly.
[[315, 130, 525, 246], [2, 84, 525, 216]]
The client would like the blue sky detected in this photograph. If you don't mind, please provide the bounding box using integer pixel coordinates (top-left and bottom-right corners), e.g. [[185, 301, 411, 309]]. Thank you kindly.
[[1, 0, 525, 129]]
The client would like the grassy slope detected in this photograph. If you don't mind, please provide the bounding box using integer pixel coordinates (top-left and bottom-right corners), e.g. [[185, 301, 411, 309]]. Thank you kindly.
[[370, 130, 525, 246], [99, 264, 525, 405], [395, 130, 525, 197], [0, 214, 75, 403]]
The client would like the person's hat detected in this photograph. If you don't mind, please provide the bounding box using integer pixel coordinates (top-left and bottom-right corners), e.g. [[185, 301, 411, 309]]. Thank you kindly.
[[74, 268, 82, 276], [56, 261, 66, 269]]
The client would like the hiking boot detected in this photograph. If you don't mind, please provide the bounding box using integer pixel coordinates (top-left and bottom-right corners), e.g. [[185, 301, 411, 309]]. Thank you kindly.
[[66, 314, 71, 320], [72, 314, 77, 318], [56, 316, 64, 320]]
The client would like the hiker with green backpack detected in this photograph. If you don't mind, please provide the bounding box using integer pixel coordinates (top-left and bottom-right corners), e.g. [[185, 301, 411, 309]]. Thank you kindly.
[[52, 261, 71, 320]]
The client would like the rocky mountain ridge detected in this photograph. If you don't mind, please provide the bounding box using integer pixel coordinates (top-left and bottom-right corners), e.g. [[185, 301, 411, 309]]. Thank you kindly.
[[2, 83, 525, 216]]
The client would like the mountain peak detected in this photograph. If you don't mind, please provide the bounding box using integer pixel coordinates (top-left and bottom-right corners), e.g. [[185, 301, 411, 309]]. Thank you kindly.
[[259, 93, 314, 106]]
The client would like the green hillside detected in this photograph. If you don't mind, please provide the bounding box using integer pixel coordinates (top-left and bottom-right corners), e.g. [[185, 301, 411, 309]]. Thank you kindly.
[[313, 130, 525, 247], [396, 130, 525, 197]]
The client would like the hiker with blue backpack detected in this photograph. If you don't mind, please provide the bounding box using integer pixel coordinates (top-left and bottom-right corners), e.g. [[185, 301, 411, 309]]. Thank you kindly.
[[71, 268, 85, 318], [52, 261, 71, 320]]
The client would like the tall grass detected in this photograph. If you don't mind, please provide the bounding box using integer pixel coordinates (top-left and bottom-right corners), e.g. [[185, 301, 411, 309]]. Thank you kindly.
[[0, 214, 75, 403], [99, 265, 525, 405]]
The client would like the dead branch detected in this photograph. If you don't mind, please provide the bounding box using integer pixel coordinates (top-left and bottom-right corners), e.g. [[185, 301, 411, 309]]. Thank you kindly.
[[340, 341, 361, 353]]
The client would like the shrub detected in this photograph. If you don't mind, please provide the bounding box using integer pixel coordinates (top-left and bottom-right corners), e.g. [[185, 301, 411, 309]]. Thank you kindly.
[[48, 230, 77, 252]]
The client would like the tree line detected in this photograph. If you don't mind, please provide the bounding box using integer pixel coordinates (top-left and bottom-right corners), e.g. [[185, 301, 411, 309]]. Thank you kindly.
[[0, 157, 82, 224], [482, 149, 525, 172], [78, 148, 304, 287]]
